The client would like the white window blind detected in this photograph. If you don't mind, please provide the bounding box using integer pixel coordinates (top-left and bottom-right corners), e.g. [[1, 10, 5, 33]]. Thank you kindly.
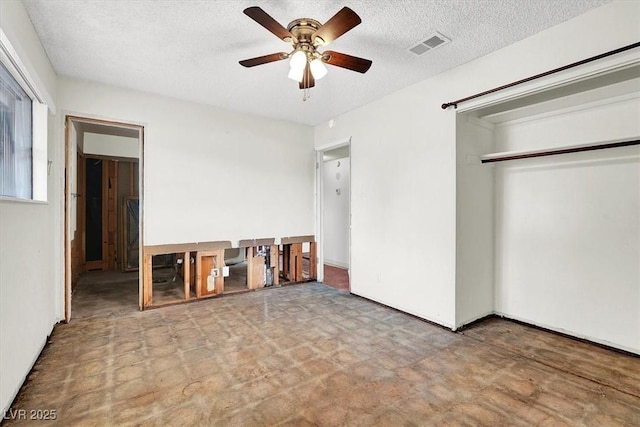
[[0, 60, 33, 199]]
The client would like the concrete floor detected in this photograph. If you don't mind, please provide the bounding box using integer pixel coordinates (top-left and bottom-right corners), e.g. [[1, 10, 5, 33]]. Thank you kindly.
[[6, 283, 640, 425]]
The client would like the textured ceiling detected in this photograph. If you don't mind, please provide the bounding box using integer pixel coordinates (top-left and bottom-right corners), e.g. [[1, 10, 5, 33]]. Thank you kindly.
[[23, 0, 611, 126]]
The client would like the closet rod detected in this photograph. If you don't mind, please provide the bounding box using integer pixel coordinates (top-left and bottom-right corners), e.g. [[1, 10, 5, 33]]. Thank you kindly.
[[481, 140, 639, 164], [441, 42, 640, 110]]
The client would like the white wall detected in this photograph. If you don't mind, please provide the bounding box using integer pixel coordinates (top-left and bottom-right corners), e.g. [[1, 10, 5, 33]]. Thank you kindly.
[[314, 0, 640, 330], [83, 132, 139, 159], [323, 157, 350, 268], [455, 117, 495, 327], [492, 95, 640, 353], [495, 148, 639, 353], [493, 87, 640, 153], [315, 89, 458, 327], [57, 77, 315, 247], [0, 0, 61, 415]]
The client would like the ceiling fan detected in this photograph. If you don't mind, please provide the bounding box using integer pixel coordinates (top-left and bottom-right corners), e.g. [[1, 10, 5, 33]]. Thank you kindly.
[[239, 6, 372, 97]]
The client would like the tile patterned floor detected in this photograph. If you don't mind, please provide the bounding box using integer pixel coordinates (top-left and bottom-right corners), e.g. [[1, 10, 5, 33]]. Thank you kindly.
[[6, 283, 640, 426]]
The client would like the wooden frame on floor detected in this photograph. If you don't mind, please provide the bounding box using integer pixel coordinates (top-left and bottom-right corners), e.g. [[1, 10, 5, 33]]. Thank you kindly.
[[142, 241, 231, 308], [239, 238, 278, 290], [137, 236, 318, 309], [281, 235, 317, 283]]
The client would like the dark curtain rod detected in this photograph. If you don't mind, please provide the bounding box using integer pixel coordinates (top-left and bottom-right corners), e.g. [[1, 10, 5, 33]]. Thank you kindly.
[[481, 140, 640, 164], [441, 42, 640, 110]]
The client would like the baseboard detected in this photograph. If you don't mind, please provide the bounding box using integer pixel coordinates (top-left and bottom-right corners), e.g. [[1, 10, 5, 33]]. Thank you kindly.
[[453, 311, 496, 331], [494, 312, 640, 357], [349, 291, 455, 331], [337, 297, 639, 357]]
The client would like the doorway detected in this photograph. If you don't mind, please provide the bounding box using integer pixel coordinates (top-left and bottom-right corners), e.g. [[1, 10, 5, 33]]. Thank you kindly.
[[65, 116, 143, 321], [317, 141, 351, 291]]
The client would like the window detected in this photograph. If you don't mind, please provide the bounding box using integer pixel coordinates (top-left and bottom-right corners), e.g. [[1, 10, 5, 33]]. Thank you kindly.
[[0, 27, 50, 202], [1, 60, 33, 199]]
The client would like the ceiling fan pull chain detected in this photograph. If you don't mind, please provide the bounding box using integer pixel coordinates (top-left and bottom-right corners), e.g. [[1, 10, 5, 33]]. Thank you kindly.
[[303, 65, 310, 101]]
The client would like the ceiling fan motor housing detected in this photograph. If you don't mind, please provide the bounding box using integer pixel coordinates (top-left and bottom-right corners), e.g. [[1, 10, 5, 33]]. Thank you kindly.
[[287, 18, 324, 59], [287, 18, 322, 44]]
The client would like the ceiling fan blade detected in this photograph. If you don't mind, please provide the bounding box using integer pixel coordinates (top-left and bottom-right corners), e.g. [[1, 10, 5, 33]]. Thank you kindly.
[[299, 63, 315, 89], [239, 52, 288, 68], [312, 7, 361, 46], [244, 7, 295, 42], [322, 51, 372, 73]]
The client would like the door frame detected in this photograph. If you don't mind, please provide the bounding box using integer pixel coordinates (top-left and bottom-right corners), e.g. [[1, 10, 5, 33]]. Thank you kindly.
[[64, 115, 145, 321], [315, 137, 351, 287]]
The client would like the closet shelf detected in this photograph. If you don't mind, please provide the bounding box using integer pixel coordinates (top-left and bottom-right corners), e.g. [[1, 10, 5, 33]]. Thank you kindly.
[[480, 139, 639, 164]]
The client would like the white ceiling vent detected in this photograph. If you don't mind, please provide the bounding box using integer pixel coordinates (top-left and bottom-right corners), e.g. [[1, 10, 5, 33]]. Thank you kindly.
[[409, 32, 451, 55]]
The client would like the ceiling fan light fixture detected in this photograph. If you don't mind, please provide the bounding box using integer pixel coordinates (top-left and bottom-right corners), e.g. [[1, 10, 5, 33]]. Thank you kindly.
[[288, 66, 304, 82], [310, 58, 328, 80], [289, 50, 307, 71], [239, 6, 371, 97]]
